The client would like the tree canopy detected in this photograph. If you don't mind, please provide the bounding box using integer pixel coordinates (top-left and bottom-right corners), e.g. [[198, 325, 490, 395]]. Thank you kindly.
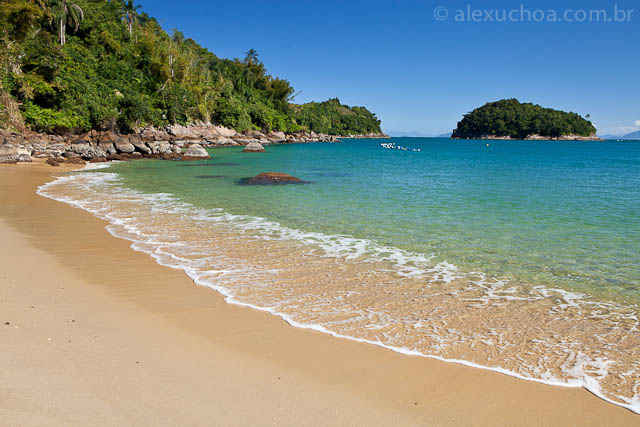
[[0, 0, 383, 135], [292, 98, 382, 135], [452, 99, 596, 139]]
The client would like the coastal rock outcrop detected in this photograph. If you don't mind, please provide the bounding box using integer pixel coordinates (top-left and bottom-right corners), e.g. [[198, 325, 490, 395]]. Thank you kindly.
[[213, 126, 236, 138], [239, 172, 307, 185], [0, 146, 19, 163], [267, 131, 286, 143], [131, 140, 152, 154], [17, 153, 32, 163], [216, 137, 240, 146], [0, 126, 387, 166], [114, 141, 136, 154], [181, 144, 211, 160], [242, 142, 265, 153], [66, 157, 86, 165]]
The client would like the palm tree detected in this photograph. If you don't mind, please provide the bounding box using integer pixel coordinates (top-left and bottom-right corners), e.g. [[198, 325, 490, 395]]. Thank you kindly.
[[121, 0, 142, 37], [48, 0, 84, 46]]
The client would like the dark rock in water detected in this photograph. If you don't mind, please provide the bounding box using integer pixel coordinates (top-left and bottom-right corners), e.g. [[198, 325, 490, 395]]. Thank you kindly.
[[66, 157, 86, 165], [195, 175, 225, 179], [46, 158, 60, 167], [162, 153, 181, 160], [107, 154, 126, 161], [238, 172, 309, 185], [90, 157, 108, 163]]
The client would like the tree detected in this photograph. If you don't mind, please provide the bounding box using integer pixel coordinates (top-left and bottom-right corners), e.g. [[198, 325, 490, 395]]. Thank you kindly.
[[48, 0, 83, 46], [121, 0, 141, 37], [0, 0, 383, 134], [244, 48, 259, 66]]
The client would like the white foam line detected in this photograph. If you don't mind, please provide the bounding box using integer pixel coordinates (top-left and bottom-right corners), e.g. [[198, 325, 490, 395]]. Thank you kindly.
[[36, 163, 640, 415]]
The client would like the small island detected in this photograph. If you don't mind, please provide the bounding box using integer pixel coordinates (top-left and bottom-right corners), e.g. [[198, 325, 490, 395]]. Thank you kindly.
[[451, 99, 600, 141]]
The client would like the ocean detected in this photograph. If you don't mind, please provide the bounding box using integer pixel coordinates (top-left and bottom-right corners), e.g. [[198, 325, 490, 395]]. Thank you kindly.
[[38, 137, 640, 413]]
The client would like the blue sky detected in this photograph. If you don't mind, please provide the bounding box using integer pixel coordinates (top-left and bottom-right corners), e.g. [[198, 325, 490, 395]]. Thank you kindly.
[[142, 0, 638, 136]]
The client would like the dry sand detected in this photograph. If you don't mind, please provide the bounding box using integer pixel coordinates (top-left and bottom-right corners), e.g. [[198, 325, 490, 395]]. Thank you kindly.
[[0, 161, 637, 426]]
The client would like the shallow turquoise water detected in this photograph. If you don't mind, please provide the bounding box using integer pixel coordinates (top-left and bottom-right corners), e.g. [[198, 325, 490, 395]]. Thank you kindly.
[[110, 138, 640, 301]]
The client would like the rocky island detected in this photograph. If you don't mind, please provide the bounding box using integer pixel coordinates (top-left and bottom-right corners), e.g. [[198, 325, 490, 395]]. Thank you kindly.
[[451, 99, 600, 141]]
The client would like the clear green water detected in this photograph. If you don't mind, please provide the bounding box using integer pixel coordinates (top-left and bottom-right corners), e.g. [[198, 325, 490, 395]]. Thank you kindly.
[[110, 138, 640, 302]]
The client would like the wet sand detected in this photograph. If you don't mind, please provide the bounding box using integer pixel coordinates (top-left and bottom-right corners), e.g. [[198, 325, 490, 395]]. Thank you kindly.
[[0, 161, 637, 426]]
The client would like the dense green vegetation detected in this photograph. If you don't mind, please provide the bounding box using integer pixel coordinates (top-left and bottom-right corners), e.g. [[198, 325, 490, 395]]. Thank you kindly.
[[0, 0, 382, 135], [292, 98, 381, 135], [452, 99, 596, 139]]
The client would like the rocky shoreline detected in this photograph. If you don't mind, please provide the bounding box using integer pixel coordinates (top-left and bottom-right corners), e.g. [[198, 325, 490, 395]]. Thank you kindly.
[[0, 124, 389, 165], [450, 133, 602, 141]]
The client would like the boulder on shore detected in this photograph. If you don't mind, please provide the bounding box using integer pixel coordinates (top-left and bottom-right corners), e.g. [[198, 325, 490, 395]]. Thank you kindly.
[[181, 144, 211, 160], [0, 146, 19, 163], [66, 157, 86, 165], [131, 141, 152, 154], [46, 158, 60, 167], [213, 126, 236, 138], [17, 154, 32, 163], [238, 172, 308, 185], [114, 141, 136, 154], [267, 131, 286, 143], [216, 137, 240, 146], [242, 142, 265, 153]]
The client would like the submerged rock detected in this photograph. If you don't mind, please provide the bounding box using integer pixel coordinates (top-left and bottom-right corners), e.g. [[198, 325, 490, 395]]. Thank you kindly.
[[238, 172, 308, 185], [242, 142, 265, 153], [180, 162, 238, 167], [162, 153, 181, 160]]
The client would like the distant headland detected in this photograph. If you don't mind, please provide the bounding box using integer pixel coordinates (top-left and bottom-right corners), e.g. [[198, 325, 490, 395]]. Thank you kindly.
[[451, 99, 600, 141]]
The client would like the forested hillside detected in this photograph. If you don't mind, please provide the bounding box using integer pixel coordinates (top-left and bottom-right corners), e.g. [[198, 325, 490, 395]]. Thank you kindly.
[[0, 0, 382, 135], [452, 99, 596, 139]]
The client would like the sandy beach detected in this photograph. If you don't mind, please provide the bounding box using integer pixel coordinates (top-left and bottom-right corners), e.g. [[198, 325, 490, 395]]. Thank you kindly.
[[0, 161, 637, 426]]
